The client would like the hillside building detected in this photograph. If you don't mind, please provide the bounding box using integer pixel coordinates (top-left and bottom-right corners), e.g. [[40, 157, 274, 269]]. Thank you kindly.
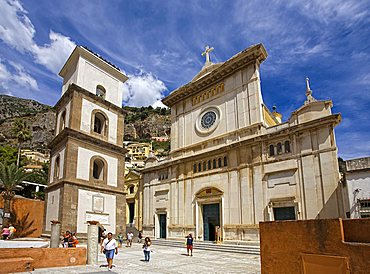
[[142, 44, 345, 242]]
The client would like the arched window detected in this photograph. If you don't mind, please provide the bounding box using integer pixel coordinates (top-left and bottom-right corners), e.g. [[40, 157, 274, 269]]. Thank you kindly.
[[223, 156, 228, 166], [92, 158, 105, 180], [193, 164, 197, 173], [96, 85, 106, 98], [269, 145, 275, 156], [218, 158, 222, 167], [198, 163, 201, 172], [54, 156, 60, 179], [93, 112, 107, 135], [208, 160, 211, 170], [213, 159, 217, 169], [277, 143, 282, 154], [284, 141, 291, 153], [59, 110, 66, 133], [203, 162, 207, 171], [129, 186, 135, 194]]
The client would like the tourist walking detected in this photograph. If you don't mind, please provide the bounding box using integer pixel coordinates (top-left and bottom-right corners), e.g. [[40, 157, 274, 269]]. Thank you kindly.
[[1, 226, 10, 240], [185, 233, 194, 256], [101, 232, 118, 271], [142, 237, 152, 262], [117, 232, 123, 247], [127, 231, 134, 247]]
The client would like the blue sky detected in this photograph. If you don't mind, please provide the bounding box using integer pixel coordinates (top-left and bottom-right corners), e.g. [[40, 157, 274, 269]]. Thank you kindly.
[[0, 0, 369, 159]]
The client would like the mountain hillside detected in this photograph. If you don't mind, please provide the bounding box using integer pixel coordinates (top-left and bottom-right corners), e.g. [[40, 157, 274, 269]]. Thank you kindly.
[[0, 95, 171, 151]]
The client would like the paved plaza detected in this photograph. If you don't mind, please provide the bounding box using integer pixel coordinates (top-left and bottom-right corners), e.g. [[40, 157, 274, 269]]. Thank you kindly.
[[22, 243, 261, 274]]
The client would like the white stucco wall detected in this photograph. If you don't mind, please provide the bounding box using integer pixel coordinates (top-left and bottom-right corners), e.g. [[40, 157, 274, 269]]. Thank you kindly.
[[78, 59, 123, 107], [49, 147, 66, 182], [347, 171, 370, 218], [172, 64, 263, 151], [61, 62, 78, 95], [45, 189, 60, 231], [80, 98, 118, 144], [56, 101, 71, 135], [76, 147, 118, 187], [76, 189, 116, 234]]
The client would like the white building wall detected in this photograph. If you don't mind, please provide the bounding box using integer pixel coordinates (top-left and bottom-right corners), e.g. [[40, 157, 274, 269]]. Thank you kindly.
[[79, 59, 122, 107], [61, 63, 78, 95], [76, 189, 116, 234], [45, 189, 60, 231], [76, 147, 118, 187], [347, 171, 370, 218], [80, 98, 118, 144]]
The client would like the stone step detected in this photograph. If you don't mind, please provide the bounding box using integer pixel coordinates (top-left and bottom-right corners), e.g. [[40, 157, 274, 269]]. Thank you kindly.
[[152, 239, 260, 255]]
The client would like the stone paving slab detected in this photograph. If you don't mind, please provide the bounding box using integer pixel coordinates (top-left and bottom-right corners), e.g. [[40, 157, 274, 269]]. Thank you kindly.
[[20, 243, 261, 274]]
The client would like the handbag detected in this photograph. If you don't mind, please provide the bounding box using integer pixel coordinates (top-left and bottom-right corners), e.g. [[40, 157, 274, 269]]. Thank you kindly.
[[103, 239, 112, 254]]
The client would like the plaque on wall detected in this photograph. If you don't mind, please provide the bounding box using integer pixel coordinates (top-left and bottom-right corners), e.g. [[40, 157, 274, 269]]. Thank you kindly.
[[85, 212, 109, 225], [92, 195, 104, 212]]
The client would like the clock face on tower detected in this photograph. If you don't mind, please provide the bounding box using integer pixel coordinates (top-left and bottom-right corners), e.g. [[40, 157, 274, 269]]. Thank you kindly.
[[196, 106, 221, 134]]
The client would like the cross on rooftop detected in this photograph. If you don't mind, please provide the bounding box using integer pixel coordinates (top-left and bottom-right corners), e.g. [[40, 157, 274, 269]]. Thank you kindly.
[[201, 45, 214, 64]]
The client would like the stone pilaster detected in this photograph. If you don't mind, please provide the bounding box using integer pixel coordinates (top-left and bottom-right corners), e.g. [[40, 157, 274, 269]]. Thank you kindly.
[[50, 220, 61, 248], [87, 221, 99, 265]]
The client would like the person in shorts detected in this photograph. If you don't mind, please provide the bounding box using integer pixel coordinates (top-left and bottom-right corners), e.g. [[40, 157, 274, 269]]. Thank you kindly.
[[126, 231, 133, 247], [186, 233, 194, 256], [101, 232, 118, 271]]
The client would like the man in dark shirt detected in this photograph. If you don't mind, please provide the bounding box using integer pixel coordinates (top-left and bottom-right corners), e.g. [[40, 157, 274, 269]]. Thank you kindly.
[[186, 233, 194, 256]]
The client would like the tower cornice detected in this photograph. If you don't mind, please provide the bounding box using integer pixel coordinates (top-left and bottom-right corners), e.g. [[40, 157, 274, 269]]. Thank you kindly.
[[48, 127, 126, 154]]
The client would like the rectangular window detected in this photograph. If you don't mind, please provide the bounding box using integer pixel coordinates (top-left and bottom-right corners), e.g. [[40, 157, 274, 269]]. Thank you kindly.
[[359, 199, 370, 218], [273, 206, 296, 221]]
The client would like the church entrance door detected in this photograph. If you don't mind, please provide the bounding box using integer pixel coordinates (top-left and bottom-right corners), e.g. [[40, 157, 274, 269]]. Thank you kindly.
[[128, 202, 135, 224], [203, 203, 220, 241], [158, 213, 167, 238]]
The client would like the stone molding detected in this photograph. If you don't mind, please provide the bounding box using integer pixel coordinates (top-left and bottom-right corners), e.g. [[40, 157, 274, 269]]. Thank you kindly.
[[45, 179, 126, 195], [143, 114, 340, 172], [54, 83, 125, 115], [48, 127, 126, 154]]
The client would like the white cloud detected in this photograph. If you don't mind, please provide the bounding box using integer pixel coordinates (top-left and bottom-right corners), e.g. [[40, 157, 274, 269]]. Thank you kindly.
[[0, 0, 76, 74], [0, 60, 38, 91], [33, 31, 76, 73], [299, 0, 368, 23], [0, 0, 35, 53], [122, 72, 168, 107]]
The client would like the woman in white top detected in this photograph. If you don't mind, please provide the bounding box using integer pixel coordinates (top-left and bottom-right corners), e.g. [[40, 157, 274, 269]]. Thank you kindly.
[[101, 232, 118, 271], [142, 237, 152, 262]]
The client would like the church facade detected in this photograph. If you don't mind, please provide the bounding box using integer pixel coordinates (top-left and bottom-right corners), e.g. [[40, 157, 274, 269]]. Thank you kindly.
[[142, 44, 345, 241], [44, 46, 127, 236]]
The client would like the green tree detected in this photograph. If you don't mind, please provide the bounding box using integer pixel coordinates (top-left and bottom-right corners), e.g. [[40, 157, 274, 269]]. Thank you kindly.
[[0, 145, 18, 165], [0, 163, 29, 226], [12, 118, 32, 167]]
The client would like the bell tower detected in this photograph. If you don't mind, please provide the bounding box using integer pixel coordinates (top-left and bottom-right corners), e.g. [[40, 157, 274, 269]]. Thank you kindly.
[[44, 46, 128, 236]]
